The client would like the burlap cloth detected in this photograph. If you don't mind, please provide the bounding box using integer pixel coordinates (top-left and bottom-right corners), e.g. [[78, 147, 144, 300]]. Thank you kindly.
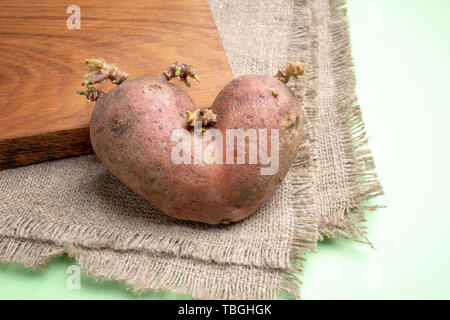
[[0, 0, 382, 299]]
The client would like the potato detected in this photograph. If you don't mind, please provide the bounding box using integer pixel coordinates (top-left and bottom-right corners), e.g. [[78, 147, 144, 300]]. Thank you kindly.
[[83, 60, 305, 224]]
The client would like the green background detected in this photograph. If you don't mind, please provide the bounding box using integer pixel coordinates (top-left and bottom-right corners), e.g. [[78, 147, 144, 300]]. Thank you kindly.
[[1, 0, 449, 299]]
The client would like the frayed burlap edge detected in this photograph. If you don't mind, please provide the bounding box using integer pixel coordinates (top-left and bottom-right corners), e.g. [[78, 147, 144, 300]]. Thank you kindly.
[[316, 0, 384, 241], [0, 235, 300, 299], [281, 0, 384, 294], [0, 236, 64, 268]]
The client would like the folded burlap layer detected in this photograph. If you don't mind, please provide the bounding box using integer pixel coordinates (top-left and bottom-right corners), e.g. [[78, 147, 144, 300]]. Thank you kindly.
[[0, 0, 382, 299]]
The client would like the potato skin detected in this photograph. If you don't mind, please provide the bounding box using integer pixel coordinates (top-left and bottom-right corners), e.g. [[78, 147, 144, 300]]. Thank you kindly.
[[90, 75, 302, 224]]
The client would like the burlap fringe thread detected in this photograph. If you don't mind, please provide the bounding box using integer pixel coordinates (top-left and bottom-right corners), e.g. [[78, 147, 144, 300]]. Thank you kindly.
[[282, 0, 384, 295], [316, 0, 384, 242]]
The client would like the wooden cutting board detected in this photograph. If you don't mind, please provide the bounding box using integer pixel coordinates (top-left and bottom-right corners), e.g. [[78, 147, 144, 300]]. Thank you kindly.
[[0, 0, 233, 170]]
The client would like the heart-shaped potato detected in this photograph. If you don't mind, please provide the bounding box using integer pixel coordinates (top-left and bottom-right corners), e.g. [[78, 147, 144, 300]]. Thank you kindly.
[[84, 60, 305, 224]]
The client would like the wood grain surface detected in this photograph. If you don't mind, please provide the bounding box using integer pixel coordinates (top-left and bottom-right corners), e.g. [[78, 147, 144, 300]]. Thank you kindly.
[[0, 0, 233, 170]]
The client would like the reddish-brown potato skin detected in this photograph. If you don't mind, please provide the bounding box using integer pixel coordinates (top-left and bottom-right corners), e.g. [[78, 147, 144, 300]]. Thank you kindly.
[[90, 75, 302, 224]]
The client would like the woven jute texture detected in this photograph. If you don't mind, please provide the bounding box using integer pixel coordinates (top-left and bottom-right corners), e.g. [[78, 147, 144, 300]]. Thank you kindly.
[[0, 0, 382, 299]]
